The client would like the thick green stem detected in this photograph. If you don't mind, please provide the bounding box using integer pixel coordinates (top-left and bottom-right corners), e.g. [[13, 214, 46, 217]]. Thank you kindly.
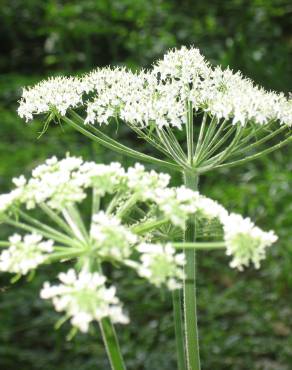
[[183, 170, 201, 370], [99, 318, 126, 370], [172, 289, 187, 370]]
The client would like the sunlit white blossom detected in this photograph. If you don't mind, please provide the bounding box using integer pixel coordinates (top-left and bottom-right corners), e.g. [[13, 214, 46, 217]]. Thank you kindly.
[[18, 46, 292, 128], [0, 233, 53, 275], [18, 76, 84, 122], [40, 269, 129, 332], [151, 186, 228, 228]]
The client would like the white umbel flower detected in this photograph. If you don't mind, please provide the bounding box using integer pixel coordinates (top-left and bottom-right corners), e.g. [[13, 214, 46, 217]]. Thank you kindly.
[[151, 47, 292, 127], [126, 163, 170, 200], [152, 46, 210, 82], [151, 186, 228, 228], [0, 233, 54, 275], [90, 211, 137, 260], [23, 155, 86, 209], [83, 47, 292, 128], [40, 269, 129, 332], [221, 213, 278, 270], [135, 243, 185, 290], [84, 67, 149, 126], [0, 189, 22, 215], [77, 161, 126, 195], [18, 46, 292, 128], [18, 76, 83, 122], [151, 187, 190, 227], [0, 155, 278, 273]]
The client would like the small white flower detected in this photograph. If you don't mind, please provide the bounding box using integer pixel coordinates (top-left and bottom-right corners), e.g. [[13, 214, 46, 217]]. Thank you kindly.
[[0, 189, 22, 214], [221, 213, 278, 270], [77, 161, 126, 195], [135, 243, 185, 290], [0, 233, 54, 275], [18, 76, 84, 122], [23, 155, 86, 210], [126, 163, 170, 200], [90, 211, 137, 261], [40, 269, 129, 332]]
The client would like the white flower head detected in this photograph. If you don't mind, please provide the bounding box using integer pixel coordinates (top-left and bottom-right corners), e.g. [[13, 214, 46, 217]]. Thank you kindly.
[[90, 211, 137, 261], [77, 161, 126, 195], [40, 268, 129, 332], [194, 193, 229, 220], [126, 163, 170, 200], [152, 46, 210, 82], [221, 213, 278, 270], [151, 186, 227, 228], [0, 233, 54, 275], [135, 243, 185, 290], [0, 154, 280, 275], [18, 46, 292, 128], [18, 76, 84, 122], [152, 187, 190, 228], [0, 189, 22, 215], [23, 155, 86, 210]]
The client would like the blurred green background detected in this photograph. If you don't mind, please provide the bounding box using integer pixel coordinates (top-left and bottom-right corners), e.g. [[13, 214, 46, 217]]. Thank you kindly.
[[0, 1, 291, 369]]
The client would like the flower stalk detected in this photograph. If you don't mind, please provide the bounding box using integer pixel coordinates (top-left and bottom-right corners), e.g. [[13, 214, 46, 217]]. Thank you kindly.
[[172, 289, 187, 370], [99, 317, 127, 370], [183, 170, 200, 370]]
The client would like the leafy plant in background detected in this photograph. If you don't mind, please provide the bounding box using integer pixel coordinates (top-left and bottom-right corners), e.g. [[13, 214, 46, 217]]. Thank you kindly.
[[2, 46, 291, 369]]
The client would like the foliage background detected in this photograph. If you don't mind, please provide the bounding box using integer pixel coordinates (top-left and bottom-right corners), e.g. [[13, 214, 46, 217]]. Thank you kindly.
[[0, 1, 291, 369]]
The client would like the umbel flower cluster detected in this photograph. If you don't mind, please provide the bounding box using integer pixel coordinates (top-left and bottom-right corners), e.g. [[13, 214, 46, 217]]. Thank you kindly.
[[0, 156, 277, 332], [17, 46, 292, 182], [18, 47, 292, 128]]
